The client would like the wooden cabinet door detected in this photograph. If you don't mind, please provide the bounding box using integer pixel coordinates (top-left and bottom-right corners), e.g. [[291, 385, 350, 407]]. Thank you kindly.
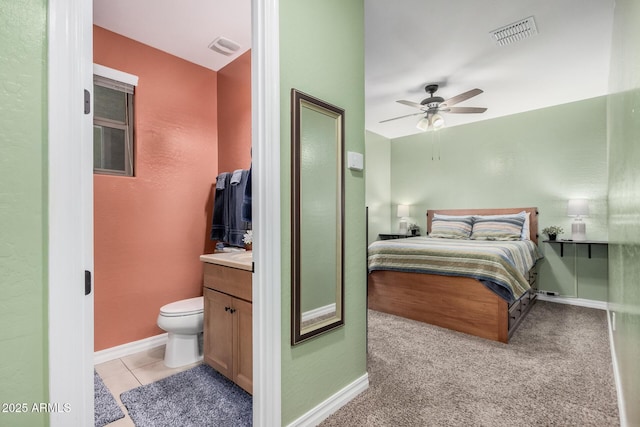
[[203, 288, 233, 380], [232, 297, 253, 394]]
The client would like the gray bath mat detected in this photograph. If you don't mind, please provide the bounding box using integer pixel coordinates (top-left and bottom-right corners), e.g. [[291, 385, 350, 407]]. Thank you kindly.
[[94, 370, 125, 427], [120, 364, 252, 426]]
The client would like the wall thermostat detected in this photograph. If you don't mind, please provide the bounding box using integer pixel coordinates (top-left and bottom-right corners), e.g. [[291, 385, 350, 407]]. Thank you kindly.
[[347, 151, 364, 171]]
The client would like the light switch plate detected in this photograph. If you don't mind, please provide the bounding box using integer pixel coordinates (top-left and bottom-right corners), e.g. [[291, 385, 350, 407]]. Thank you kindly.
[[347, 151, 364, 171]]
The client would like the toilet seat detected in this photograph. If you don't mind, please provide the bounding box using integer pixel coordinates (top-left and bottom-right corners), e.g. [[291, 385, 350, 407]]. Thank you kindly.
[[160, 296, 203, 317]]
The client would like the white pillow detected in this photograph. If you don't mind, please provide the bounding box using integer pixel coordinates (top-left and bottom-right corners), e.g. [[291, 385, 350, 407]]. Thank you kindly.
[[521, 212, 531, 240]]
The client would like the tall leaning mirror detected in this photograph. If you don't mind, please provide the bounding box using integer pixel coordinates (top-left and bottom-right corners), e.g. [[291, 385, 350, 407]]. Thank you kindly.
[[291, 89, 345, 345]]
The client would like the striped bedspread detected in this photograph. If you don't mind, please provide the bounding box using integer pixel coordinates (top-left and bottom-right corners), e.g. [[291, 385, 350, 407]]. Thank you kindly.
[[368, 237, 543, 302]]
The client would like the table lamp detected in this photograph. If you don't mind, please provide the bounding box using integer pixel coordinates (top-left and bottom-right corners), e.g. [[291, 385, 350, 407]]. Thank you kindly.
[[397, 204, 410, 235], [568, 199, 589, 241]]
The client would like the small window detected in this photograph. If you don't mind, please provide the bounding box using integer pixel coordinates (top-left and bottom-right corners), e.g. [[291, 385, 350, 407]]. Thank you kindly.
[[93, 74, 135, 176]]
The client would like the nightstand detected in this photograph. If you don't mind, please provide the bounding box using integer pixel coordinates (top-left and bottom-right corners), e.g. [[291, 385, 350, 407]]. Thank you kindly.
[[544, 239, 608, 258]]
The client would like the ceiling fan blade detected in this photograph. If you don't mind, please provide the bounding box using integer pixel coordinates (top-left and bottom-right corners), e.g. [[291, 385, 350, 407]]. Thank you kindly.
[[396, 100, 425, 109], [440, 88, 483, 108], [442, 106, 487, 114], [379, 111, 424, 123]]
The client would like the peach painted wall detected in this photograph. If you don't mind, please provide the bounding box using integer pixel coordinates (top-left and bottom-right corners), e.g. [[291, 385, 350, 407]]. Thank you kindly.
[[217, 50, 252, 172], [93, 26, 219, 350]]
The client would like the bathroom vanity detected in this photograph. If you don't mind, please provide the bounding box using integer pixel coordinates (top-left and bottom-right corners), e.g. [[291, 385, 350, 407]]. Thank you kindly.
[[200, 252, 253, 394]]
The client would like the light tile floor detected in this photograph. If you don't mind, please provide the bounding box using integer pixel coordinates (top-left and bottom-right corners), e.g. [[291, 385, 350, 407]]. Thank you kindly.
[[94, 345, 201, 427]]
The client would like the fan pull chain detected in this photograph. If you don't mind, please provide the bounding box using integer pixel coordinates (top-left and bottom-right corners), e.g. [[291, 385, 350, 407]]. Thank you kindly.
[[430, 131, 441, 161], [431, 132, 434, 160]]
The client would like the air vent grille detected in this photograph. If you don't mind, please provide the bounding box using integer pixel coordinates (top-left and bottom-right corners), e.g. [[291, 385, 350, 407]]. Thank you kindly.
[[490, 16, 538, 46], [208, 36, 241, 56]]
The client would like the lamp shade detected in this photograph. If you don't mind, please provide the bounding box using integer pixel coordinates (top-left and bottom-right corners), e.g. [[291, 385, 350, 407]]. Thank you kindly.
[[568, 199, 588, 241], [567, 199, 589, 217], [397, 204, 410, 217], [416, 117, 430, 131], [430, 113, 445, 130], [416, 114, 445, 131]]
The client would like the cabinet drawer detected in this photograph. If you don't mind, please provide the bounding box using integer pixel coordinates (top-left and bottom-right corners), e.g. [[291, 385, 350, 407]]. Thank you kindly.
[[203, 263, 252, 302], [508, 299, 522, 330]]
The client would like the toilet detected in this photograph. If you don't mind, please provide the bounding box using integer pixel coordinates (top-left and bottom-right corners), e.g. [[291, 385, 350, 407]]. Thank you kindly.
[[157, 296, 204, 368]]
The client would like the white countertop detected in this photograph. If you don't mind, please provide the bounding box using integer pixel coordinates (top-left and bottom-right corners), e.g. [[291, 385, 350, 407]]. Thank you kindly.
[[200, 251, 253, 271]]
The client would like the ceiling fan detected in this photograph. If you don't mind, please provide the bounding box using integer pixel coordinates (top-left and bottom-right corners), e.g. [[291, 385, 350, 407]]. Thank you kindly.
[[381, 84, 487, 131]]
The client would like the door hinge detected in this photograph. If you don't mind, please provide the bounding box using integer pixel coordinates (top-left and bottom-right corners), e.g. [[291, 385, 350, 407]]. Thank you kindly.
[[84, 89, 91, 114], [85, 270, 92, 295]]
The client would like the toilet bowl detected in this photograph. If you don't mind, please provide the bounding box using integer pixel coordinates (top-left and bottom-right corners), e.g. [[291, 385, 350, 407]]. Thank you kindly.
[[157, 296, 204, 368]]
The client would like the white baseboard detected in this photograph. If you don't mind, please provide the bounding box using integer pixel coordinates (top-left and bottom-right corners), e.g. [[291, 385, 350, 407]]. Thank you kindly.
[[94, 333, 168, 365], [287, 372, 369, 427], [301, 303, 336, 323], [536, 294, 607, 310]]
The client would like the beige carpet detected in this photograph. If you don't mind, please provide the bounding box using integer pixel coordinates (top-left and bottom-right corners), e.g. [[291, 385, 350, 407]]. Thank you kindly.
[[322, 301, 619, 427]]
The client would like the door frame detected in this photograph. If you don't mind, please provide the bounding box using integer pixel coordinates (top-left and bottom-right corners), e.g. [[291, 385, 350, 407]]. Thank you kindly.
[[47, 0, 282, 426], [251, 0, 282, 424], [48, 0, 94, 425]]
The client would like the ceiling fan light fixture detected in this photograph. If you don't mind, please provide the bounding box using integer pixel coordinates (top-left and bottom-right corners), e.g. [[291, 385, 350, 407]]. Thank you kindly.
[[416, 116, 430, 131], [430, 113, 445, 130], [387, 84, 485, 132]]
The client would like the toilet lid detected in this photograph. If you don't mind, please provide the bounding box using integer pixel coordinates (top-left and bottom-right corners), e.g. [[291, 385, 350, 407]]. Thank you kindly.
[[160, 296, 204, 317]]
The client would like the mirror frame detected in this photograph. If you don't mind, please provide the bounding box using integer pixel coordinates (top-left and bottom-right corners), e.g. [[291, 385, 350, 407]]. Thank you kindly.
[[291, 89, 345, 345]]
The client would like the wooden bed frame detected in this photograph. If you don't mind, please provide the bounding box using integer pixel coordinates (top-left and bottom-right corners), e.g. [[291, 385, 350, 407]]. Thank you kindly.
[[368, 207, 539, 343]]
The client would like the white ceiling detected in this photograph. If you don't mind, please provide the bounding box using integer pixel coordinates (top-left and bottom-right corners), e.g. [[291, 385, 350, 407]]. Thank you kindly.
[[94, 0, 615, 140], [367, 0, 615, 139], [93, 0, 251, 71]]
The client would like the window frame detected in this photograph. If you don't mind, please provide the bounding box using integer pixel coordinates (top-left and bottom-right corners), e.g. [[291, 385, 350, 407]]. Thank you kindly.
[[92, 64, 138, 177]]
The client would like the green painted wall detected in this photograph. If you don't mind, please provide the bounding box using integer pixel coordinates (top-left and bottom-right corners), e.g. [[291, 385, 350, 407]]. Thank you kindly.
[[0, 1, 49, 426], [280, 0, 366, 424], [383, 97, 609, 300], [364, 131, 391, 244], [607, 0, 640, 424]]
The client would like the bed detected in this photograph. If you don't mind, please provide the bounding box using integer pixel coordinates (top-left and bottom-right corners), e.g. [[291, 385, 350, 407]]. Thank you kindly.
[[367, 207, 542, 343]]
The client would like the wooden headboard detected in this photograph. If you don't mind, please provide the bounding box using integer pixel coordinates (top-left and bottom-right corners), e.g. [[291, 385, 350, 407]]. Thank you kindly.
[[426, 207, 539, 244]]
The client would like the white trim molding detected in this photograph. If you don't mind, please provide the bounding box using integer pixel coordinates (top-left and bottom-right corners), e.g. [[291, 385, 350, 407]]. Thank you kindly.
[[536, 294, 607, 310], [287, 373, 369, 427], [93, 63, 139, 86], [251, 0, 282, 426], [93, 334, 168, 365], [48, 0, 94, 426], [301, 303, 336, 323]]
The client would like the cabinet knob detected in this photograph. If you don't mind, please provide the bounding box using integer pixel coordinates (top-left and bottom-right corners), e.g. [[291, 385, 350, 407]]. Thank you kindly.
[[224, 306, 230, 312]]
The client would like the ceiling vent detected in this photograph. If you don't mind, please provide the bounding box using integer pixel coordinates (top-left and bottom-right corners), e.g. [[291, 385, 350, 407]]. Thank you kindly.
[[208, 36, 241, 56], [490, 16, 538, 46]]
